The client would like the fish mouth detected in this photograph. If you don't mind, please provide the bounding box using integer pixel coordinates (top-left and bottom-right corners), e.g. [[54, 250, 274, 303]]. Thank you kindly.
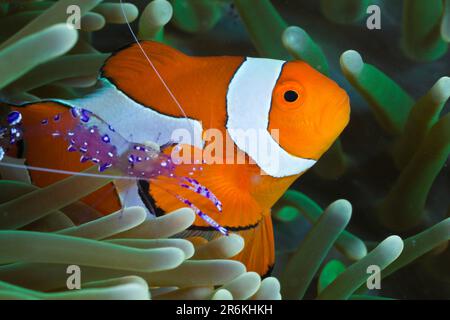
[[317, 92, 350, 129], [330, 93, 351, 125], [337, 93, 351, 114]]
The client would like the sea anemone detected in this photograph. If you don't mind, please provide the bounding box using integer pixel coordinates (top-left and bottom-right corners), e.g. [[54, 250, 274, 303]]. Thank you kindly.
[[0, 165, 280, 300]]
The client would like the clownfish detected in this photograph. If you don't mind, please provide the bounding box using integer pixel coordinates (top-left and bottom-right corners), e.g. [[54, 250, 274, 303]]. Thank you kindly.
[[4, 41, 350, 276]]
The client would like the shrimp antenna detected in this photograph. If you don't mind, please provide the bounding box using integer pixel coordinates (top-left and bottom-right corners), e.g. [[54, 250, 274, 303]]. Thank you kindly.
[[118, 1, 191, 123], [0, 162, 138, 180]]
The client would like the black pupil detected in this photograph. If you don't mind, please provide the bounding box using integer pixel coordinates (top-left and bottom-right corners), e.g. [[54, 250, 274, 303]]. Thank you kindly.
[[284, 90, 298, 102]]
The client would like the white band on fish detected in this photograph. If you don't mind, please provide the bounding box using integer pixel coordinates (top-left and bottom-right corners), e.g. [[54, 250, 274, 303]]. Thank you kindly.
[[226, 57, 317, 178], [56, 78, 204, 150]]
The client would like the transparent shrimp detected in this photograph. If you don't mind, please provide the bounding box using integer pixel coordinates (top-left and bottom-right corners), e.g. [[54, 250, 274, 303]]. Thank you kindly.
[[0, 109, 228, 236]]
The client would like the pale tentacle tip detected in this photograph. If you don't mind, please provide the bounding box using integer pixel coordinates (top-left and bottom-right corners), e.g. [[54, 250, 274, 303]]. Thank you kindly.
[[340, 50, 364, 76], [282, 26, 308, 49], [430, 76, 450, 103]]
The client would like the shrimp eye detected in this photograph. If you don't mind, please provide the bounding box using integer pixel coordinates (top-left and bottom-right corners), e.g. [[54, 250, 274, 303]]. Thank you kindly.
[[284, 90, 298, 103]]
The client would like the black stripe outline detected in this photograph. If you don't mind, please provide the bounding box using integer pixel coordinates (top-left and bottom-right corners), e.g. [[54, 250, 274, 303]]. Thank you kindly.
[[266, 61, 287, 130]]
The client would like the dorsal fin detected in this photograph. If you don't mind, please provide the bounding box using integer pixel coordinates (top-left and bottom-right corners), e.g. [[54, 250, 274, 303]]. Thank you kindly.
[[101, 41, 188, 84], [100, 41, 244, 129], [101, 41, 187, 117]]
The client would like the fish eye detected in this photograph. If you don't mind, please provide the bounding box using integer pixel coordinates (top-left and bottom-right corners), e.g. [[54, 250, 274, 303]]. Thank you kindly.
[[283, 90, 299, 103]]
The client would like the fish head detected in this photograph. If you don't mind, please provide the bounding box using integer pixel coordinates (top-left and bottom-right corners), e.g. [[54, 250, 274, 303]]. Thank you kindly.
[[268, 60, 350, 163]]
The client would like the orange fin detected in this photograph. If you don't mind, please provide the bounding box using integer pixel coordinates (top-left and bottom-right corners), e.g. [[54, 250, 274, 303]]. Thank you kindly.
[[233, 211, 275, 277], [179, 211, 275, 276], [148, 148, 264, 229], [101, 41, 197, 119], [101, 41, 243, 129]]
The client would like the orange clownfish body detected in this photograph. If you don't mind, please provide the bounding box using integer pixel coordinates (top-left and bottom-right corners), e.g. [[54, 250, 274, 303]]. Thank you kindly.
[[7, 41, 350, 276]]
